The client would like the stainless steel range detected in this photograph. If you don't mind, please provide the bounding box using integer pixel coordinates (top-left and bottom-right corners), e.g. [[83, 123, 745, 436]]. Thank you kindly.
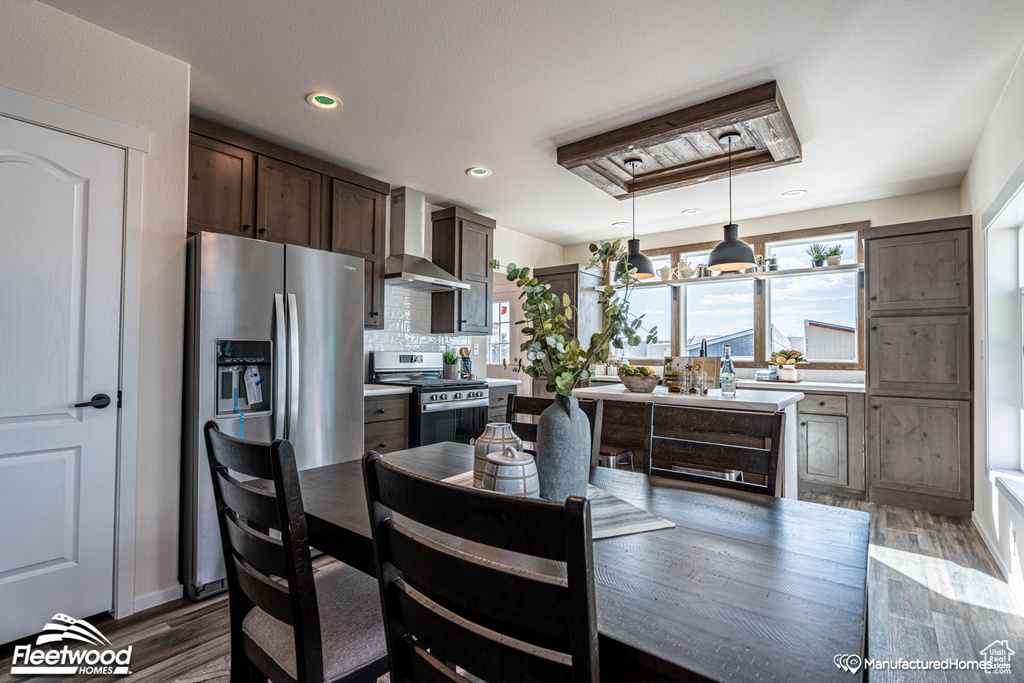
[[370, 351, 489, 446]]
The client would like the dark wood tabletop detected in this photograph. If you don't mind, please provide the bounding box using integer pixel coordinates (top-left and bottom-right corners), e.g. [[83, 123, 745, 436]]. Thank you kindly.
[[298, 442, 869, 682]]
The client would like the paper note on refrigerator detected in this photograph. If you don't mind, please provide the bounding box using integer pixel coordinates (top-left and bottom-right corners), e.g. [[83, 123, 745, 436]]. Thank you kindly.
[[244, 365, 263, 405]]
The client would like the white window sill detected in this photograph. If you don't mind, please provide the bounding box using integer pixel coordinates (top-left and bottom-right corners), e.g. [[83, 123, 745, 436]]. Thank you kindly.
[[991, 468, 1024, 520]]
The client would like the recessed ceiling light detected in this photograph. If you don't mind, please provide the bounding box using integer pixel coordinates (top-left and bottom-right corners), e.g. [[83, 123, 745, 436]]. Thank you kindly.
[[781, 189, 807, 198], [466, 167, 491, 177], [681, 208, 702, 215], [306, 92, 340, 109], [611, 221, 630, 227]]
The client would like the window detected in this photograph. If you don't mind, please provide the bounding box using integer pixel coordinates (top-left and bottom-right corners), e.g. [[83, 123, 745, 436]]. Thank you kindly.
[[488, 300, 511, 364], [620, 285, 672, 358], [768, 234, 857, 270], [768, 273, 859, 361], [683, 279, 755, 358]]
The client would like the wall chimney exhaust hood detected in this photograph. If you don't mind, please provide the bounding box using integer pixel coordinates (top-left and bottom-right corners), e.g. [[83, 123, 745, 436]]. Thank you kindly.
[[385, 187, 469, 292]]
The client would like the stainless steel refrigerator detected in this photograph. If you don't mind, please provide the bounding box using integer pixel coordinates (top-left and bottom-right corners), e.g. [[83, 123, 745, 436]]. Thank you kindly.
[[181, 232, 364, 599]]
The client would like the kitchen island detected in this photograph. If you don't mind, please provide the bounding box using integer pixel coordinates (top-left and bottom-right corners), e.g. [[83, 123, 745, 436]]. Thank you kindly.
[[572, 384, 804, 498]]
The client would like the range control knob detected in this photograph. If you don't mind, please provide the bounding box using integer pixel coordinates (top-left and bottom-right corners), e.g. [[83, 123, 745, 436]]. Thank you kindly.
[[429, 394, 438, 401], [440, 393, 448, 401], [454, 392, 462, 399]]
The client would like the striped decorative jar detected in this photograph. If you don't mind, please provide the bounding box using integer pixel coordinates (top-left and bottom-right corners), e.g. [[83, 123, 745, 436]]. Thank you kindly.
[[481, 447, 540, 498], [473, 423, 523, 487]]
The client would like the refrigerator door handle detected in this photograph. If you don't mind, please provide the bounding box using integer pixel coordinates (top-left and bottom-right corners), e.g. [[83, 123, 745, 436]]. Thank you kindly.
[[274, 293, 287, 441], [287, 293, 300, 440]]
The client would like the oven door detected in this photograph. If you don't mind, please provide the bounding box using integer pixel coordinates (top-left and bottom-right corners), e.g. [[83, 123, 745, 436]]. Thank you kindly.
[[416, 400, 489, 446]]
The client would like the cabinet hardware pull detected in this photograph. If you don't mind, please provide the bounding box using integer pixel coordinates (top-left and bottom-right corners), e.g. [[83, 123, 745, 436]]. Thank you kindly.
[[818, 401, 825, 406], [242, 224, 251, 232], [379, 442, 386, 447], [800, 422, 806, 427], [258, 227, 267, 235], [870, 296, 877, 301], [872, 405, 879, 410], [377, 408, 386, 413]]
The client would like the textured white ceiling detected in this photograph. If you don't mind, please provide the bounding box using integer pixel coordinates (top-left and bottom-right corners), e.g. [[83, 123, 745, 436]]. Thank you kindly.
[[43, 0, 1024, 245]]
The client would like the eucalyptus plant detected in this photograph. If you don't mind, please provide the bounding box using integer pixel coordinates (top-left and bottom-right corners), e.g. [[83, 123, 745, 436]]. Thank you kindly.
[[489, 240, 658, 397]]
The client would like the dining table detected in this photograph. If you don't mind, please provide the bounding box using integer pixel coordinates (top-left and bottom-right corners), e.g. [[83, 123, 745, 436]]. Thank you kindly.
[[298, 441, 870, 682]]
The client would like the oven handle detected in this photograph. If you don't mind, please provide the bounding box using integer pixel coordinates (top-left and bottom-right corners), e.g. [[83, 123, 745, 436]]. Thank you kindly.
[[421, 398, 490, 412]]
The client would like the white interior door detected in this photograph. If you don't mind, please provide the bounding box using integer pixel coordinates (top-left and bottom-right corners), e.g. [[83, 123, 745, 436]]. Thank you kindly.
[[0, 115, 125, 644], [486, 277, 528, 395]]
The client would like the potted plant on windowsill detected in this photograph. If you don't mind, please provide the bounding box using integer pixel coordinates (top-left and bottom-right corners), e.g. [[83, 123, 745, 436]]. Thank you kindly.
[[826, 244, 843, 266], [489, 240, 658, 501], [769, 350, 809, 381], [805, 242, 828, 267]]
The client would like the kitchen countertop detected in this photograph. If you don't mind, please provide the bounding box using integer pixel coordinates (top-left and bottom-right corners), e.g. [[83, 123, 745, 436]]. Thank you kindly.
[[588, 374, 865, 393], [572, 383, 803, 411], [363, 383, 413, 397], [485, 378, 522, 387]]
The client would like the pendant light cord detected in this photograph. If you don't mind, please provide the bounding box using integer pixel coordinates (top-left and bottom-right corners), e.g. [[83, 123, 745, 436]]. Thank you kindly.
[[728, 137, 733, 225], [631, 162, 636, 240]]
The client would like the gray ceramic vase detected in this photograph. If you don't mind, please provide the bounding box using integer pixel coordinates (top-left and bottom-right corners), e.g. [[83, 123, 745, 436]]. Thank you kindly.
[[536, 394, 591, 501], [473, 423, 523, 487]]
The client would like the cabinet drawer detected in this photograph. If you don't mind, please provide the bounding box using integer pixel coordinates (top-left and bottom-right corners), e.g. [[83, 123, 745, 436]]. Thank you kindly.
[[489, 387, 516, 411], [364, 396, 408, 423], [798, 394, 847, 415], [364, 419, 407, 454]]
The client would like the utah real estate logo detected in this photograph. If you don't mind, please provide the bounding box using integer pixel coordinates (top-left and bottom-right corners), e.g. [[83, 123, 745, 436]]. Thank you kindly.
[[10, 614, 132, 676]]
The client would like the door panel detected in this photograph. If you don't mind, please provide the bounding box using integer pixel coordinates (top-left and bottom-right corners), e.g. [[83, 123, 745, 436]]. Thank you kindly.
[[797, 414, 848, 486], [461, 220, 492, 280], [330, 179, 379, 256], [0, 115, 124, 643], [869, 397, 970, 499], [867, 229, 969, 311], [868, 315, 971, 396], [187, 134, 255, 237], [460, 278, 491, 333], [257, 156, 321, 248]]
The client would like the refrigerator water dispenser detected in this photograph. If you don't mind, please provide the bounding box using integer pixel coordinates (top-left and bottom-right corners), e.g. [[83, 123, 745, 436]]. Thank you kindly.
[[215, 339, 272, 415]]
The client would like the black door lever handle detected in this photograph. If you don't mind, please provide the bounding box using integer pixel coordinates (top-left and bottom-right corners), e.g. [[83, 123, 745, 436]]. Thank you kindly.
[[75, 393, 111, 409]]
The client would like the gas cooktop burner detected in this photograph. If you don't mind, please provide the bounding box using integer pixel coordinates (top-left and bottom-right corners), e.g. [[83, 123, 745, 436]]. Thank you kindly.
[[379, 377, 487, 390]]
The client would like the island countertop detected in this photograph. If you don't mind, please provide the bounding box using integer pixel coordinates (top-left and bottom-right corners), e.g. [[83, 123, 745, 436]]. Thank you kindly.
[[572, 383, 804, 412]]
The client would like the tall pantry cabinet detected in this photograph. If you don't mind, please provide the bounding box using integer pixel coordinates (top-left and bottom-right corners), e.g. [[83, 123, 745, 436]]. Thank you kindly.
[[864, 215, 974, 516]]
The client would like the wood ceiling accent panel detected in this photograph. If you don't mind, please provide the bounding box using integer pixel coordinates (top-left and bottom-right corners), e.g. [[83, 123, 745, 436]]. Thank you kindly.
[[556, 81, 801, 199]]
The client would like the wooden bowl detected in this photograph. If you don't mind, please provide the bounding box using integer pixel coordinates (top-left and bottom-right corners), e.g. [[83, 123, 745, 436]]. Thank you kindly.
[[619, 373, 660, 393]]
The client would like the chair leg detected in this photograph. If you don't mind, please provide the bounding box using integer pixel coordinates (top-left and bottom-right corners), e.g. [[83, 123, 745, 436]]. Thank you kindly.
[[230, 651, 265, 683]]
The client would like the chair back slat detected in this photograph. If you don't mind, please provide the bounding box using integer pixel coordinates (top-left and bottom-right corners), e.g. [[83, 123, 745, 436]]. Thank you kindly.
[[650, 438, 772, 475], [642, 403, 784, 497], [371, 457, 569, 560], [203, 421, 324, 683], [387, 521, 571, 649], [363, 452, 599, 683], [231, 553, 295, 625], [506, 396, 604, 464], [215, 469, 280, 529], [223, 511, 289, 579], [391, 579, 572, 683]]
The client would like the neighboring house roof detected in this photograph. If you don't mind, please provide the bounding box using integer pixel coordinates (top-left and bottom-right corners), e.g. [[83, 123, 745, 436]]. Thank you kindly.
[[686, 329, 754, 349], [805, 319, 855, 333]]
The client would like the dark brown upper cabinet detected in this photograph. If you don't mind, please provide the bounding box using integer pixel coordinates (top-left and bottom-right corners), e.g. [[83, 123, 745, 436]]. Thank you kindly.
[[256, 156, 321, 248], [534, 264, 604, 344], [430, 207, 496, 335], [187, 133, 255, 237], [323, 178, 387, 328], [187, 118, 390, 328]]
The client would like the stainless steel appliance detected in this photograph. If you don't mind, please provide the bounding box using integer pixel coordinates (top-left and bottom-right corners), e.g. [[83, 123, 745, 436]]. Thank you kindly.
[[371, 351, 489, 446], [182, 232, 364, 599], [384, 187, 468, 292]]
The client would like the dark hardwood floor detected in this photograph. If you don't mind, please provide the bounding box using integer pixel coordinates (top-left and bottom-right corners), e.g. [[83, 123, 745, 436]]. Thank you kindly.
[[1, 493, 1021, 682]]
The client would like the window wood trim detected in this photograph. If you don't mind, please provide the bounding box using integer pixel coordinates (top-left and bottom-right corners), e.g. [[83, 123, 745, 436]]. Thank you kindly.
[[621, 221, 868, 370]]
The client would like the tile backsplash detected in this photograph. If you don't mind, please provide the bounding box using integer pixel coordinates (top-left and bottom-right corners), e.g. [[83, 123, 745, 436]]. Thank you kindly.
[[363, 284, 486, 380]]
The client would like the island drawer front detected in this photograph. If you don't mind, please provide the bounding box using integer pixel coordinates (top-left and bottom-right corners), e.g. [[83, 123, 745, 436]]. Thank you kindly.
[[364, 396, 408, 423], [364, 419, 407, 454], [798, 394, 847, 415]]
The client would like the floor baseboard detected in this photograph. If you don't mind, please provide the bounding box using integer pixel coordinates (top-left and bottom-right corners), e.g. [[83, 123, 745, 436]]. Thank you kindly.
[[133, 585, 184, 614]]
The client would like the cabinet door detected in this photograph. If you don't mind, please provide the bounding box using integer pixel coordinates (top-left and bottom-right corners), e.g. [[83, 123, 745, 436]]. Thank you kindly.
[[460, 219, 493, 280], [867, 229, 969, 311], [187, 134, 255, 237], [328, 179, 386, 328], [797, 414, 848, 486], [256, 156, 321, 248], [459, 279, 492, 334], [542, 273, 577, 335], [868, 315, 970, 397], [869, 397, 970, 500]]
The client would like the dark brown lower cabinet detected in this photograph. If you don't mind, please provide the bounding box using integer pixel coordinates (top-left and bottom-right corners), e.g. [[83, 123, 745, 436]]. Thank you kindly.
[[364, 395, 409, 455], [868, 396, 972, 514]]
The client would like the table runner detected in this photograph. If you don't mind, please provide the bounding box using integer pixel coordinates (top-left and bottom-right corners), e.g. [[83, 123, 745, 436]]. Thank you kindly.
[[442, 470, 674, 539]]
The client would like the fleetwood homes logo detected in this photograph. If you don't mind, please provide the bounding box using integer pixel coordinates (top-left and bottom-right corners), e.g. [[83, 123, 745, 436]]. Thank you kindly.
[[11, 614, 132, 676]]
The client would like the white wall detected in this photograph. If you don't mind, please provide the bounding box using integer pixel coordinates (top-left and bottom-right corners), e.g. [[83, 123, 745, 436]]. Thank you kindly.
[[561, 188, 962, 264], [0, 0, 190, 607], [961, 44, 1024, 597], [494, 225, 564, 270]]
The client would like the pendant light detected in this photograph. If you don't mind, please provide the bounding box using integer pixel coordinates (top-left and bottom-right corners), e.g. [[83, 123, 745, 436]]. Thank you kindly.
[[708, 132, 756, 272], [623, 157, 655, 279]]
